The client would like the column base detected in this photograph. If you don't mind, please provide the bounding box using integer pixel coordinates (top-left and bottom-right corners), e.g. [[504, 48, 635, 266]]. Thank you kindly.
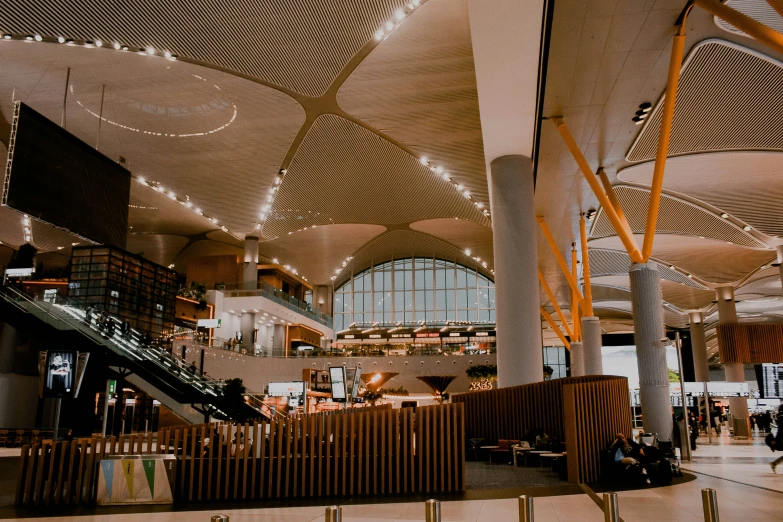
[[733, 417, 751, 439]]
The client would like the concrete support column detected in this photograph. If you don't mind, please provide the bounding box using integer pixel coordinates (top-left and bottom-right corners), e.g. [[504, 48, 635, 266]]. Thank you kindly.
[[581, 316, 603, 375], [243, 236, 259, 290], [570, 342, 584, 377], [629, 263, 673, 441], [239, 313, 256, 351], [688, 312, 709, 383], [716, 285, 751, 438], [488, 155, 542, 387]]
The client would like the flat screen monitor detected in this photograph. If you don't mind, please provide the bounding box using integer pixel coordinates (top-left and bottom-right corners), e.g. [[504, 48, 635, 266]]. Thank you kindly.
[[43, 351, 76, 398], [329, 366, 347, 402], [756, 364, 783, 398], [3, 102, 131, 248]]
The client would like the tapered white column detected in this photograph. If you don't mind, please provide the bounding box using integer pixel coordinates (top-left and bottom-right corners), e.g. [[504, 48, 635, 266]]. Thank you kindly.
[[777, 246, 783, 286], [716, 285, 750, 437], [489, 155, 542, 387], [581, 316, 603, 375], [570, 341, 584, 377], [243, 236, 259, 290], [688, 311, 709, 383], [629, 263, 673, 441]]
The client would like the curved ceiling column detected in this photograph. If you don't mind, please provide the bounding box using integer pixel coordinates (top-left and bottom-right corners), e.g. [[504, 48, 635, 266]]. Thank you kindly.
[[467, 0, 544, 387]]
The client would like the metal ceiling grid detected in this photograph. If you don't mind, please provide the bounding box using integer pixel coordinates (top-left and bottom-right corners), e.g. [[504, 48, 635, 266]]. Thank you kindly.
[[125, 233, 189, 267], [0, 0, 409, 97], [618, 152, 783, 238], [660, 280, 716, 310], [591, 285, 632, 302], [627, 40, 783, 162], [591, 185, 766, 248], [588, 248, 708, 289], [263, 114, 488, 239], [338, 0, 488, 207], [714, 1, 783, 38], [259, 223, 387, 284], [334, 229, 491, 286], [409, 218, 494, 268]]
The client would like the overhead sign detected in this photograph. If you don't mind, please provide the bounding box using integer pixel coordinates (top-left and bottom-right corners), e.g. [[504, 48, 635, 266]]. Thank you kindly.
[[5, 267, 34, 278], [197, 318, 221, 329], [268, 382, 306, 397], [336, 330, 496, 340], [681, 382, 749, 397]]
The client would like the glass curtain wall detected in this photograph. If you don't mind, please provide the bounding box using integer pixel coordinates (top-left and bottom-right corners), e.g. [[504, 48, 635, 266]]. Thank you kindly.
[[333, 258, 494, 332]]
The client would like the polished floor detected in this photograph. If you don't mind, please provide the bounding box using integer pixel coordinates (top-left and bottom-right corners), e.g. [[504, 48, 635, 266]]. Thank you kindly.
[[5, 431, 783, 521]]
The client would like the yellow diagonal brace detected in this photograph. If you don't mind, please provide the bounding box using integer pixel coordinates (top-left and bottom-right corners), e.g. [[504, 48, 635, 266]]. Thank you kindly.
[[537, 217, 584, 302], [766, 0, 783, 18], [552, 119, 643, 263], [643, 25, 686, 261], [579, 215, 594, 317], [538, 270, 573, 339], [695, 0, 783, 56], [571, 246, 581, 341], [541, 307, 571, 350]]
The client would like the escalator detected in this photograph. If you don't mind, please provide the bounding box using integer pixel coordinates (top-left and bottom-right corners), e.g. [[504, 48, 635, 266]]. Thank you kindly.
[[0, 285, 269, 424]]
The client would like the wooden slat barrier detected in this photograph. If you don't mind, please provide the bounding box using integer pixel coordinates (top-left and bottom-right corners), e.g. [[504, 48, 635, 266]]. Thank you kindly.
[[718, 323, 783, 363], [16, 404, 464, 506], [562, 377, 632, 483], [452, 376, 630, 483]]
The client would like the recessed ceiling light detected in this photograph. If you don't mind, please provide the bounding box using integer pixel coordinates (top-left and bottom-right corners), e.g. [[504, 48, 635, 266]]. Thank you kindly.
[[640, 102, 652, 113], [476, 202, 484, 209], [464, 249, 471, 256], [33, 34, 42, 41], [720, 213, 729, 219], [145, 47, 155, 55], [95, 40, 103, 47], [385, 21, 394, 31], [744, 225, 752, 231], [164, 51, 172, 59], [57, 36, 65, 43], [2, 34, 11, 40], [395, 9, 405, 20], [113, 42, 121, 49], [374, 30, 384, 41], [24, 35, 33, 41]]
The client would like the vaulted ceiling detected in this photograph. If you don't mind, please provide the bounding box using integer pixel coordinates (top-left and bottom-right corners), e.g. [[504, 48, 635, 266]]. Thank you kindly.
[[1, 0, 783, 361]]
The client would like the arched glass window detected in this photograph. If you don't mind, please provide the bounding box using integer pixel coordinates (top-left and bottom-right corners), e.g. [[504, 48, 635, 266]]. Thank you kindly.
[[333, 257, 494, 332]]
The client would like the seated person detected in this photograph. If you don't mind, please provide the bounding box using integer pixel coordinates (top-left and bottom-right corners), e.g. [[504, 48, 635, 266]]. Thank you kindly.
[[610, 433, 650, 484]]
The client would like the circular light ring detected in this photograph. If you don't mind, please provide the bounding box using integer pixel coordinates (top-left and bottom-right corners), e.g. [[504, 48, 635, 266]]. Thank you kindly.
[[72, 79, 238, 138]]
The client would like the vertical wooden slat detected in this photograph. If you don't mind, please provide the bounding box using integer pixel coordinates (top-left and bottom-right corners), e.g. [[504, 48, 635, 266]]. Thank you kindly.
[[215, 425, 224, 500], [223, 425, 232, 500], [15, 445, 30, 506], [179, 428, 188, 500]]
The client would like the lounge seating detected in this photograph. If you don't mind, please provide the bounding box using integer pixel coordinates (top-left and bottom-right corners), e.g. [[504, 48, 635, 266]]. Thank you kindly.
[[489, 439, 519, 464]]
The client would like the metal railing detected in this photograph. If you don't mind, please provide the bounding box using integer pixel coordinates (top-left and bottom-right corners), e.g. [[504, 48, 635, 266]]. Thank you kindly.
[[220, 282, 333, 328], [0, 286, 270, 419]]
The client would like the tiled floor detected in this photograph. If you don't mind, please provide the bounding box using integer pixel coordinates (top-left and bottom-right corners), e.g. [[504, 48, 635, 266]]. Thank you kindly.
[[6, 431, 783, 521]]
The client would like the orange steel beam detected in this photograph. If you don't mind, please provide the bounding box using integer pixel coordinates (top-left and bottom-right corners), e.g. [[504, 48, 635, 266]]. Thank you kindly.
[[597, 168, 630, 230], [538, 270, 574, 338], [766, 0, 783, 18], [571, 246, 581, 341], [541, 307, 571, 350], [537, 217, 584, 302], [579, 215, 594, 317], [552, 119, 643, 263], [694, 0, 783, 56], [642, 21, 687, 262]]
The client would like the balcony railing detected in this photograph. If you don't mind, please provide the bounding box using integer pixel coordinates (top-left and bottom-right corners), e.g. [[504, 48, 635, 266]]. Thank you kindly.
[[219, 282, 333, 328]]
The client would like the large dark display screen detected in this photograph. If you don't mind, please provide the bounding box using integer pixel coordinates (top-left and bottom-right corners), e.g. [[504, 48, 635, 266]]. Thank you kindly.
[[43, 351, 75, 398], [3, 102, 131, 248]]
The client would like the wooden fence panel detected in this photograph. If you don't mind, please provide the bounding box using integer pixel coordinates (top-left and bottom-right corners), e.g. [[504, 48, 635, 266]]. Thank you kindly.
[[15, 405, 465, 506]]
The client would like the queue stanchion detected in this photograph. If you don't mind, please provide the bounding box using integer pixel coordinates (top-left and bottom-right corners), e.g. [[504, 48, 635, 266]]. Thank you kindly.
[[425, 499, 441, 522], [702, 489, 719, 522], [519, 494, 534, 522], [210, 516, 229, 522], [603, 492, 619, 522], [325, 506, 342, 522]]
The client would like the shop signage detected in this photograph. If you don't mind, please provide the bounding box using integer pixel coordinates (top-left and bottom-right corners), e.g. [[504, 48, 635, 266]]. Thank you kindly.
[[475, 331, 489, 337], [196, 318, 222, 329], [336, 330, 496, 340], [415, 333, 440, 338], [469, 379, 494, 391], [368, 334, 382, 339]]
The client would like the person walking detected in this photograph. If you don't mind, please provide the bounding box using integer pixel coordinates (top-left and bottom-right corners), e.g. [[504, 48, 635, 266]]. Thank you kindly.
[[769, 404, 783, 472]]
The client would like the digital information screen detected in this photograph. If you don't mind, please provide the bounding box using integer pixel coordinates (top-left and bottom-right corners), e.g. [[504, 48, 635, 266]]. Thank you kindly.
[[758, 364, 783, 398], [330, 367, 347, 402], [43, 351, 76, 398], [3, 102, 131, 248]]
